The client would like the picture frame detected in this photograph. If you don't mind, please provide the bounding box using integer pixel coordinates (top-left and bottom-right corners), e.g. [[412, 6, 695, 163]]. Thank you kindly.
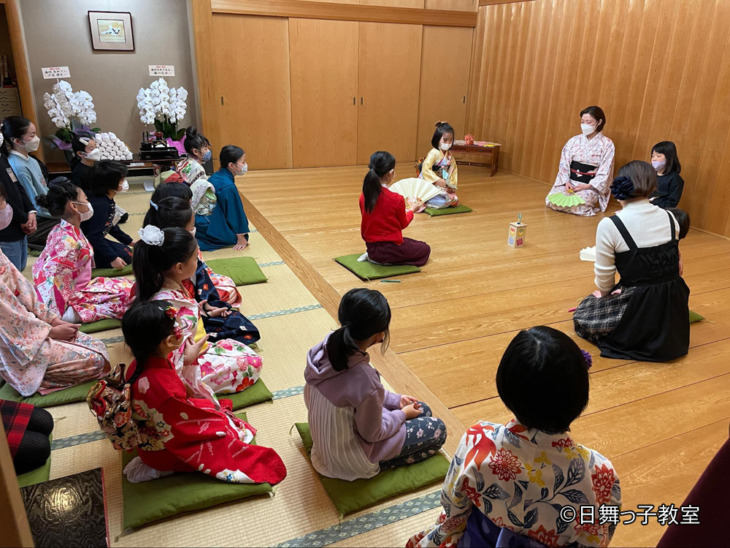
[[88, 11, 134, 52]]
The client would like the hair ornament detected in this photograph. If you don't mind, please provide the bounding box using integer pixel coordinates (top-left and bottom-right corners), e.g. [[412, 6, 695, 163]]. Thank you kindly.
[[138, 225, 165, 246], [610, 175, 635, 201], [149, 200, 159, 211], [580, 349, 593, 370], [434, 120, 448, 127]]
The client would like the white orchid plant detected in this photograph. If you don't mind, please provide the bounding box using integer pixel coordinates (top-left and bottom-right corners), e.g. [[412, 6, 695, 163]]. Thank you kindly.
[[43, 80, 99, 150], [136, 78, 188, 141]]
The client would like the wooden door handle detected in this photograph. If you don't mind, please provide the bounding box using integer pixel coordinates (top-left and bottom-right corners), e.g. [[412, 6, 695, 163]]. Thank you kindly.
[[353, 97, 356, 105], [360, 97, 364, 105]]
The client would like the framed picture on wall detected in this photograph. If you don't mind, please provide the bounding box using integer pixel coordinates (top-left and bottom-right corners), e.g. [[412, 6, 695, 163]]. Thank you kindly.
[[88, 11, 135, 52]]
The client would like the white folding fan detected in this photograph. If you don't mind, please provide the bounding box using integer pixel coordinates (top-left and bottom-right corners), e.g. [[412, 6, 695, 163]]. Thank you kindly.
[[389, 177, 441, 209]]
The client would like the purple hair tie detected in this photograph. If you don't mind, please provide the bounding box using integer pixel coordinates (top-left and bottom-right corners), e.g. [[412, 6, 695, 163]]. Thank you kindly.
[[581, 349, 593, 370], [150, 200, 159, 211]]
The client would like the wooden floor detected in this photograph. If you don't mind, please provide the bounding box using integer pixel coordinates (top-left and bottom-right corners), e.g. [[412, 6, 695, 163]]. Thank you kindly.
[[240, 165, 730, 547]]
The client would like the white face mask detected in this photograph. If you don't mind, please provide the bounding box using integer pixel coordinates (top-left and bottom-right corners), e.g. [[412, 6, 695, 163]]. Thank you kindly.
[[189, 227, 196, 237], [0, 131, 3, 149], [74, 201, 94, 222], [440, 142, 452, 151], [119, 180, 129, 193], [86, 148, 102, 162], [240, 163, 248, 175], [581, 123, 596, 136], [0, 203, 13, 231], [21, 135, 41, 153]]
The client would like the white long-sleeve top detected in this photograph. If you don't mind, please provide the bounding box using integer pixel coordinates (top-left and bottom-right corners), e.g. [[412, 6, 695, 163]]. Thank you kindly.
[[594, 198, 679, 292]]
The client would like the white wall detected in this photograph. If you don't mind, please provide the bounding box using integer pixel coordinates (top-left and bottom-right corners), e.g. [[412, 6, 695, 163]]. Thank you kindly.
[[20, 0, 198, 162]]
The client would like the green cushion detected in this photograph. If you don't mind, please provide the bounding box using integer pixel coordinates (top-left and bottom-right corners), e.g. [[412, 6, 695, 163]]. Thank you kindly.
[[204, 257, 268, 286], [295, 422, 449, 516], [17, 435, 52, 487], [689, 310, 704, 324], [334, 254, 421, 281], [425, 205, 473, 216], [79, 318, 122, 334], [91, 264, 133, 278], [0, 381, 95, 408], [217, 379, 273, 410], [122, 412, 272, 529]]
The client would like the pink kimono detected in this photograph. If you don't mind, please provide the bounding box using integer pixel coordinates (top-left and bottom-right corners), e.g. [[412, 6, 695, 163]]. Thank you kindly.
[[32, 220, 134, 324], [0, 249, 109, 396]]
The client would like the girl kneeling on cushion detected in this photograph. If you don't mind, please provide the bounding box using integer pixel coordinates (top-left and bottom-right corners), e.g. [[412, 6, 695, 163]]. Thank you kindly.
[[304, 288, 447, 481]]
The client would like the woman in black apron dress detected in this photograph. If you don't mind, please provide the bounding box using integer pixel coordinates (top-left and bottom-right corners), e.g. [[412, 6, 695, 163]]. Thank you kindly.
[[574, 161, 690, 361]]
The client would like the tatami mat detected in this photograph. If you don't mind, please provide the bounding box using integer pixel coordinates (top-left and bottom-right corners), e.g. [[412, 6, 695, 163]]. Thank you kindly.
[[32, 181, 451, 547]]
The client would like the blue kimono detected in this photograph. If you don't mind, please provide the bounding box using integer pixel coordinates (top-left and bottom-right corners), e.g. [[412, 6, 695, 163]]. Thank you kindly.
[[195, 168, 249, 251]]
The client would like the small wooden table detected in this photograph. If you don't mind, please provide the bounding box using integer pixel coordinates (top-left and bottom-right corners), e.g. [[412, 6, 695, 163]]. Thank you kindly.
[[451, 140, 501, 176]]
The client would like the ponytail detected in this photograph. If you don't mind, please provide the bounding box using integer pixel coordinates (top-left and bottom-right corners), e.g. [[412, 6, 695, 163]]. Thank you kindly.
[[133, 227, 198, 301], [326, 288, 391, 371], [143, 196, 193, 229], [363, 150, 396, 214]]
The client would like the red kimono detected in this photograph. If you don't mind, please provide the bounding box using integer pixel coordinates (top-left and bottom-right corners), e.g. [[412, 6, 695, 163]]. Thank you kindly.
[[127, 356, 286, 485]]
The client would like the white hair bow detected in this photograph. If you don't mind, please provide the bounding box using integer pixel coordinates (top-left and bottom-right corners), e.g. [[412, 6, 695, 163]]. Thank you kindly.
[[138, 225, 165, 246]]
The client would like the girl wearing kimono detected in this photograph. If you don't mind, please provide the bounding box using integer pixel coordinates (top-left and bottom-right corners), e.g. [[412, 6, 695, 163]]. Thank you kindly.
[[33, 182, 133, 324], [176, 126, 217, 218], [409, 327, 620, 548], [195, 145, 251, 252], [419, 121, 459, 209], [147, 182, 241, 306], [573, 161, 689, 362], [545, 106, 615, 216], [143, 196, 258, 344], [133, 226, 262, 398], [0, 242, 109, 397], [100, 300, 286, 485]]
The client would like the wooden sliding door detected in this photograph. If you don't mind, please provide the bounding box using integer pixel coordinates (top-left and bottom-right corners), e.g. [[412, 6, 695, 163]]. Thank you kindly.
[[289, 18, 359, 167]]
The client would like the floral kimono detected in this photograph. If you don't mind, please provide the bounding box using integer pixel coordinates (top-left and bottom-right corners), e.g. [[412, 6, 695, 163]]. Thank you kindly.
[[176, 158, 217, 216], [32, 220, 134, 324], [0, 249, 109, 396], [546, 133, 615, 216], [408, 420, 621, 548], [151, 285, 262, 396], [420, 148, 459, 209], [124, 356, 286, 485], [198, 250, 241, 307]]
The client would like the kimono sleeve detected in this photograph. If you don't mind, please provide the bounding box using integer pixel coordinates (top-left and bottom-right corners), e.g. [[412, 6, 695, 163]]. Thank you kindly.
[[420, 149, 441, 184], [590, 139, 615, 197], [13, 162, 40, 210], [147, 371, 287, 485], [217, 185, 250, 235], [407, 431, 475, 548], [554, 138, 574, 187]]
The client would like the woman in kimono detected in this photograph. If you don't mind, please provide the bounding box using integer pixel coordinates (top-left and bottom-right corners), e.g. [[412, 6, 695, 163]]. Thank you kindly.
[[133, 225, 262, 397], [33, 181, 133, 323], [545, 106, 615, 216], [176, 126, 217, 218], [91, 300, 286, 485], [419, 121, 459, 209], [147, 182, 241, 306], [573, 161, 689, 361], [0, 242, 109, 397], [81, 160, 134, 269], [143, 196, 258, 344], [195, 145, 251, 251]]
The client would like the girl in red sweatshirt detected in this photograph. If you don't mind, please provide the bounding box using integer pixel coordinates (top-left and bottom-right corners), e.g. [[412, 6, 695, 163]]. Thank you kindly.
[[358, 151, 430, 266]]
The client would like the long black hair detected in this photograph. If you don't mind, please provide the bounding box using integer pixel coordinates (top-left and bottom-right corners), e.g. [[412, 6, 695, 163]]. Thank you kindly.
[[35, 180, 81, 218], [133, 227, 198, 301], [431, 121, 455, 150], [122, 300, 177, 369], [184, 126, 210, 158], [326, 288, 391, 372], [0, 116, 32, 156], [651, 141, 681, 175], [496, 326, 589, 434], [363, 151, 395, 214], [143, 196, 193, 229]]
